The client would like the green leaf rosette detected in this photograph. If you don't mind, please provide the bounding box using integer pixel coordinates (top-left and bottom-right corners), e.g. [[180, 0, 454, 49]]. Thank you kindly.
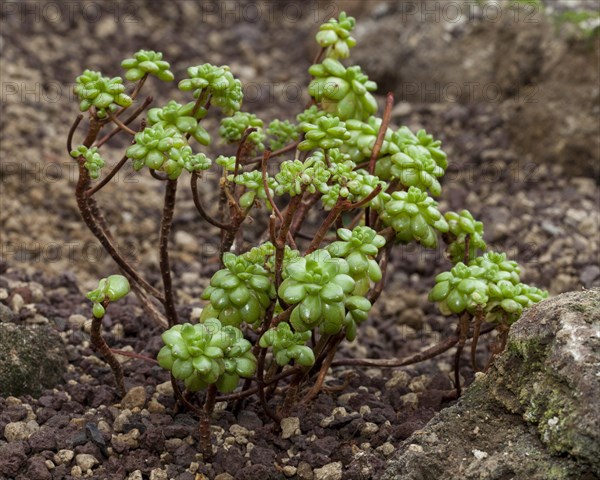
[[121, 49, 174, 82], [74, 70, 132, 118], [380, 187, 449, 248], [259, 323, 315, 367], [147, 100, 210, 146], [316, 11, 357, 59], [328, 227, 386, 295], [200, 253, 276, 328], [157, 319, 257, 393], [308, 59, 377, 121], [279, 250, 355, 334]]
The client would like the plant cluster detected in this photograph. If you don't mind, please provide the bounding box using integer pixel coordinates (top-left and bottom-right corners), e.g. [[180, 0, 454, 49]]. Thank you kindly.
[[70, 12, 547, 458]]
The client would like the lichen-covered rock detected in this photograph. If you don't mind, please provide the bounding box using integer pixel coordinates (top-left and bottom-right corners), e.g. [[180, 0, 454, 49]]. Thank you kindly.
[[0, 323, 67, 397], [383, 289, 600, 479]]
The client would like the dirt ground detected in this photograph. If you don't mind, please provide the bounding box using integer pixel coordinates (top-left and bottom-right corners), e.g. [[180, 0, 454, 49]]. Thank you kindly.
[[0, 1, 599, 479]]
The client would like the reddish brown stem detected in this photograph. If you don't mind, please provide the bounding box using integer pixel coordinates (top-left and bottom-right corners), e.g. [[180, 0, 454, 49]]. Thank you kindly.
[[95, 96, 153, 148], [159, 178, 179, 327], [191, 172, 231, 230], [90, 307, 125, 396]]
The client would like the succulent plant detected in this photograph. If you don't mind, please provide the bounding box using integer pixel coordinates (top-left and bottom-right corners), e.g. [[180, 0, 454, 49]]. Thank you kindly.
[[259, 323, 315, 367], [343, 296, 372, 341], [380, 187, 449, 248], [308, 59, 377, 121], [279, 250, 355, 334], [121, 49, 174, 82], [179, 64, 242, 114], [231, 170, 276, 209], [266, 120, 300, 150], [200, 253, 276, 328], [147, 100, 210, 146], [126, 124, 187, 172], [275, 156, 331, 196], [316, 11, 357, 59], [74, 70, 132, 117], [298, 114, 351, 151], [70, 145, 105, 180], [328, 227, 386, 295], [157, 319, 257, 392], [470, 252, 520, 285], [86, 275, 130, 318], [219, 112, 265, 150], [444, 210, 487, 263], [162, 147, 211, 180], [428, 262, 489, 315]]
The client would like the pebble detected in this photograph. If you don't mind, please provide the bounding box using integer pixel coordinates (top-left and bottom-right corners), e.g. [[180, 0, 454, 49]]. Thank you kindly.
[[400, 392, 419, 410], [319, 407, 349, 428], [155, 381, 174, 396], [113, 409, 132, 433], [283, 465, 297, 477], [229, 424, 251, 444], [112, 429, 141, 450], [314, 461, 342, 480], [297, 461, 314, 480], [121, 386, 147, 410], [472, 449, 489, 460], [127, 471, 143, 480], [361, 422, 379, 435], [580, 265, 600, 286], [68, 314, 87, 330], [385, 371, 411, 389], [10, 293, 24, 312], [150, 468, 168, 480], [0, 302, 14, 322], [4, 420, 39, 442], [75, 453, 98, 470], [214, 474, 235, 480], [376, 442, 396, 456], [71, 465, 83, 477], [53, 449, 75, 465], [280, 417, 301, 439]]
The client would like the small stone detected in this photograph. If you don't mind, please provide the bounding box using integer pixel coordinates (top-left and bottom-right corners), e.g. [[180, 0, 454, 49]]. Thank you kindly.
[[229, 424, 251, 444], [472, 449, 488, 460], [314, 461, 342, 480], [127, 470, 143, 480], [0, 302, 14, 322], [45, 460, 55, 470], [70, 465, 83, 477], [112, 429, 141, 450], [297, 461, 314, 480], [385, 371, 411, 389], [580, 265, 600, 286], [359, 405, 371, 416], [148, 399, 166, 413], [214, 474, 235, 480], [156, 381, 174, 396], [361, 422, 379, 435], [376, 442, 395, 456], [4, 420, 39, 442], [53, 449, 75, 465], [337, 392, 357, 404], [121, 386, 147, 410], [68, 314, 87, 330], [408, 375, 428, 392], [401, 392, 419, 410], [280, 417, 300, 439], [150, 468, 169, 480], [113, 409, 132, 433], [407, 444, 423, 453], [10, 293, 24, 313], [282, 465, 297, 477], [75, 453, 98, 471]]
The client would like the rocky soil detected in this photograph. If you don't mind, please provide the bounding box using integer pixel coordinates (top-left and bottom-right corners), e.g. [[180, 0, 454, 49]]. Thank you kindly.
[[0, 1, 599, 479]]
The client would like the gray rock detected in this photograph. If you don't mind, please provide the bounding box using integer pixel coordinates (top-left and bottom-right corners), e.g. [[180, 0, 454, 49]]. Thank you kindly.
[[383, 289, 600, 479], [0, 302, 14, 322], [0, 323, 66, 397]]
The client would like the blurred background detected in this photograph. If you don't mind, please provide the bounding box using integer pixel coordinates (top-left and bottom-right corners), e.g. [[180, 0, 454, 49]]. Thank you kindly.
[[1, 0, 599, 298]]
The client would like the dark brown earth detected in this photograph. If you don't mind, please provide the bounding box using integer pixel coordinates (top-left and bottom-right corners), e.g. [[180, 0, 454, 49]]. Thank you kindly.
[[1, 1, 599, 479]]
